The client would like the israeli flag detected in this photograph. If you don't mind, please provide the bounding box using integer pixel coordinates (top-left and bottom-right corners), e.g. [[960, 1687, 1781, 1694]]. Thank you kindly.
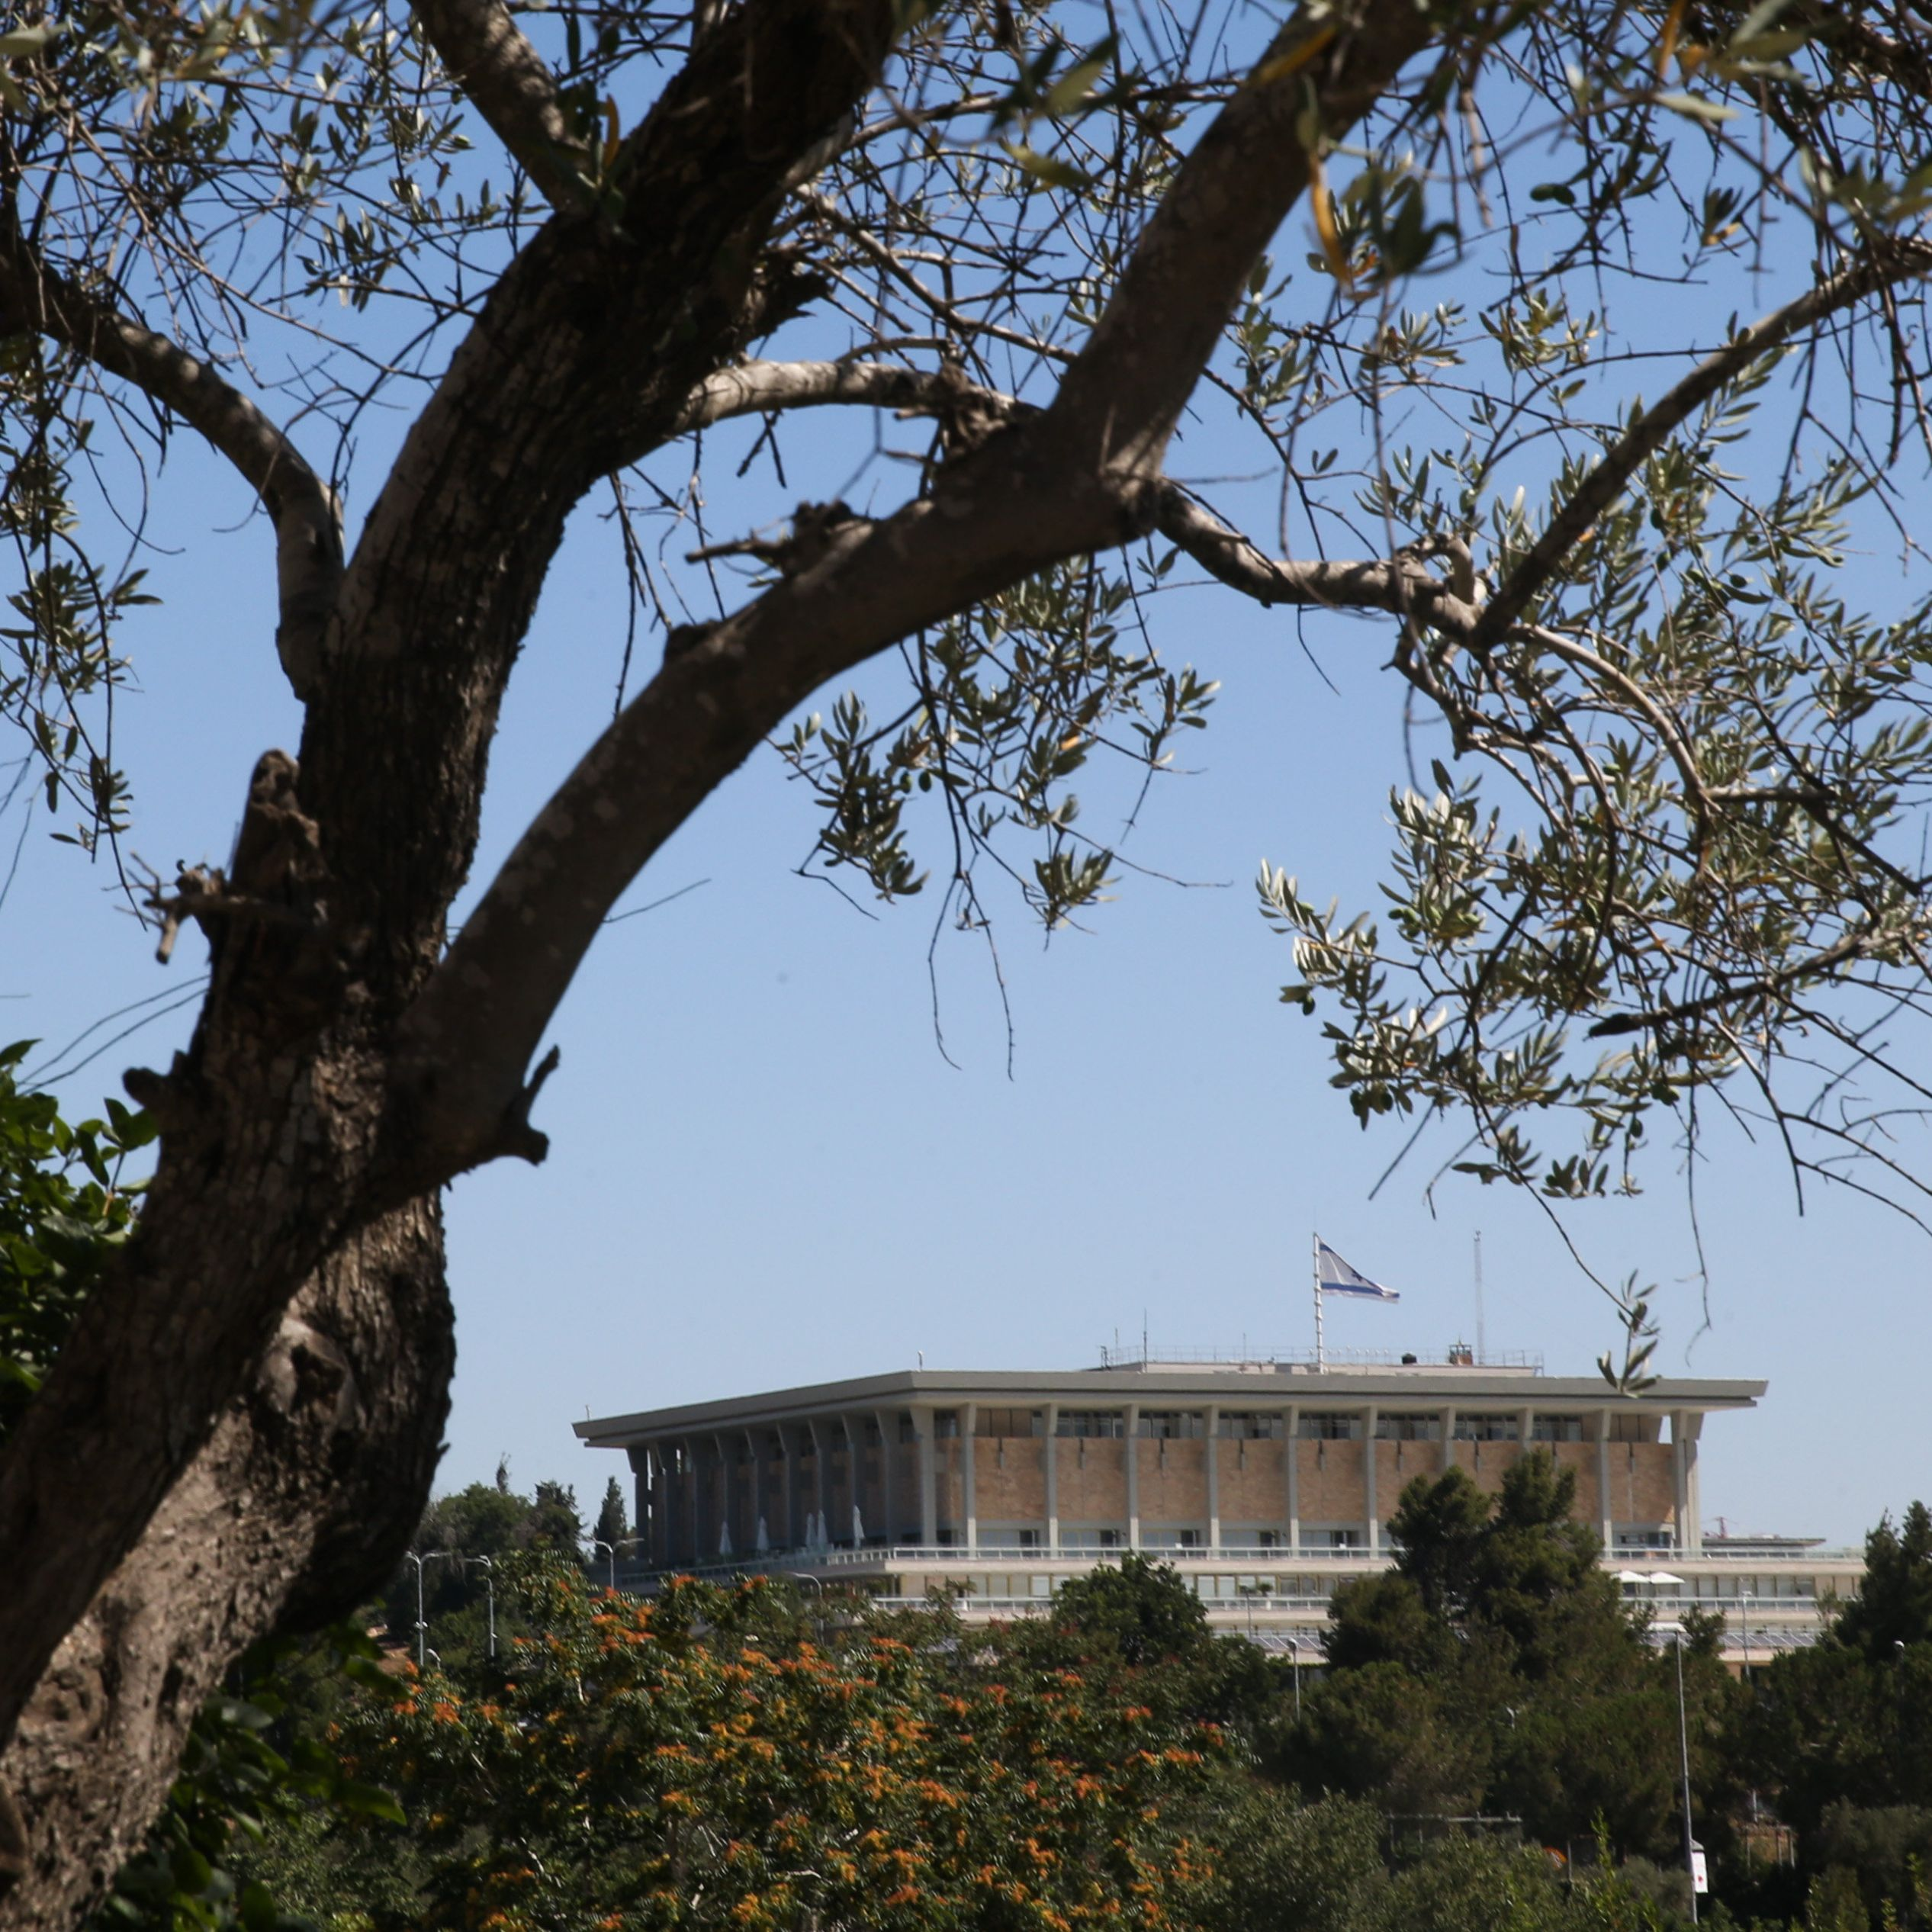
[[1316, 1240, 1400, 1301]]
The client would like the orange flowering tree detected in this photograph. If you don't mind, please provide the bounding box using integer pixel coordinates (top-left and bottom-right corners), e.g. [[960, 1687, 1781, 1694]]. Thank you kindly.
[[327, 1563, 1226, 1932]]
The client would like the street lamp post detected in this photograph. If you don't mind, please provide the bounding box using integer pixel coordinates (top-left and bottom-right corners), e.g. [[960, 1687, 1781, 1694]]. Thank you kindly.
[[405, 1550, 455, 1671], [465, 1554, 497, 1660], [1673, 1628, 1700, 1926], [588, 1535, 648, 1592], [1738, 1590, 1754, 1684], [1286, 1635, 1304, 1722]]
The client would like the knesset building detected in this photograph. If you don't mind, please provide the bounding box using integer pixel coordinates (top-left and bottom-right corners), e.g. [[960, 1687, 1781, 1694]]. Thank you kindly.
[[577, 1349, 1860, 1660]]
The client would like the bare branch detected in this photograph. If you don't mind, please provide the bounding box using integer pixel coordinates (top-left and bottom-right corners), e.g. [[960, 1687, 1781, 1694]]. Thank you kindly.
[[411, 0, 594, 216], [1154, 488, 1484, 631], [669, 358, 972, 434], [0, 209, 340, 699], [1471, 241, 1932, 651]]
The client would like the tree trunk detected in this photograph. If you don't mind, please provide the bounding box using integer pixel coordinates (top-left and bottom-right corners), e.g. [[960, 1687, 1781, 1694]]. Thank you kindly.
[[0, 1197, 452, 1928]]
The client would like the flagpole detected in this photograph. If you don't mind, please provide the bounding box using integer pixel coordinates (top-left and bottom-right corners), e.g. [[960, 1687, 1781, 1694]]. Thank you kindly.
[[1313, 1233, 1324, 1371]]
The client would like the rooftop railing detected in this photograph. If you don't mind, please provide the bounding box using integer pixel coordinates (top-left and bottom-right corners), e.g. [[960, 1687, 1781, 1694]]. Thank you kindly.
[[1092, 1343, 1545, 1371]]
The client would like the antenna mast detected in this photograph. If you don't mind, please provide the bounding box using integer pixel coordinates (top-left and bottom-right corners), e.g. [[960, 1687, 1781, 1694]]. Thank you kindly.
[[1474, 1230, 1486, 1365]]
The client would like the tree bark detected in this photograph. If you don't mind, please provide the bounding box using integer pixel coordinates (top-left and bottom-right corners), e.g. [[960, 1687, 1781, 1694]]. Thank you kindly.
[[0, 1199, 452, 1929]]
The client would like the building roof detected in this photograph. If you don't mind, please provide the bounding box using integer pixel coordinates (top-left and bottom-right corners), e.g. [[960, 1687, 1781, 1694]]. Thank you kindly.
[[576, 1363, 1766, 1448]]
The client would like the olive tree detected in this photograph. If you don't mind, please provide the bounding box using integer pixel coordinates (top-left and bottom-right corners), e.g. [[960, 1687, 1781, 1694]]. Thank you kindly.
[[5, 0, 1932, 1918]]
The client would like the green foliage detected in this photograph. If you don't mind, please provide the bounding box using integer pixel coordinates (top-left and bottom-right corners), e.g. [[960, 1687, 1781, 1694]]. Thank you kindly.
[[1044, 1549, 1210, 1664], [594, 1474, 631, 1552], [0, 1039, 146, 1442], [291, 1559, 1226, 1932], [1838, 1504, 1932, 1664], [1737, 1509, 1932, 1838], [1287, 1455, 1727, 1856], [99, 1627, 406, 1932]]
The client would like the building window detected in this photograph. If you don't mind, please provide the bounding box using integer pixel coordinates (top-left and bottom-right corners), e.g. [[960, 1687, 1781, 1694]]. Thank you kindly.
[[1298, 1413, 1361, 1441], [1218, 1413, 1287, 1440], [933, 1411, 960, 1439], [1375, 1413, 1441, 1442], [1311, 1525, 1363, 1550], [1607, 1413, 1655, 1443], [897, 1413, 918, 1443], [1138, 1411, 1205, 1439], [1531, 1416, 1584, 1442], [1056, 1410, 1127, 1439], [1615, 1525, 1672, 1551], [976, 1407, 1043, 1438], [1454, 1413, 1519, 1442], [1144, 1526, 1204, 1551], [1098, 1528, 1122, 1548]]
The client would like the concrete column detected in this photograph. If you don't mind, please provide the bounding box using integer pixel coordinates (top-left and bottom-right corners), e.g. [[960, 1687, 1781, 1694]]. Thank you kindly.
[[1596, 1409, 1615, 1551], [778, 1424, 800, 1548], [1671, 1412, 1689, 1554], [1205, 1405, 1220, 1551], [670, 1439, 687, 1565], [1125, 1403, 1141, 1551], [1363, 1404, 1379, 1554], [1043, 1402, 1059, 1550], [843, 1414, 864, 1544], [1675, 1411, 1703, 1551], [908, 1403, 937, 1545], [876, 1409, 901, 1544], [962, 1402, 978, 1553], [626, 1446, 650, 1561], [695, 1445, 718, 1561], [746, 1428, 763, 1551], [1284, 1406, 1300, 1551], [808, 1417, 831, 1542], [1519, 1406, 1535, 1457], [712, 1432, 737, 1557], [1440, 1405, 1457, 1474]]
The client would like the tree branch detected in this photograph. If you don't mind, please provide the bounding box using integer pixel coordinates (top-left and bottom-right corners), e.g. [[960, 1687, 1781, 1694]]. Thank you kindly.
[[670, 358, 985, 434], [1153, 488, 1484, 630], [0, 208, 341, 699], [1470, 240, 1932, 651], [411, 0, 594, 216], [1586, 928, 1874, 1039], [1044, 0, 1442, 483], [379, 0, 1456, 1183]]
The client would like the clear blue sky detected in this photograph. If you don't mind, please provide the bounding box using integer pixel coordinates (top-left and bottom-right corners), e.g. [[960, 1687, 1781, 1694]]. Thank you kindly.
[[8, 71, 1927, 1554]]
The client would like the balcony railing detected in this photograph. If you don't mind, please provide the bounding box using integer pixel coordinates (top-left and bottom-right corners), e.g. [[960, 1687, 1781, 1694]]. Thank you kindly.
[[616, 1539, 1861, 1586]]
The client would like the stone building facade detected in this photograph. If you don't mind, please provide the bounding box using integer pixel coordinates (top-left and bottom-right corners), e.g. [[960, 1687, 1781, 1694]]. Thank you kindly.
[[576, 1354, 1857, 1656]]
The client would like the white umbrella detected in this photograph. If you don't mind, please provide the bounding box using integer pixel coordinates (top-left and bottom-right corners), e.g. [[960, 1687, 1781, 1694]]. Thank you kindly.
[[1646, 1570, 1686, 1589], [852, 1505, 866, 1547], [755, 1516, 770, 1554], [718, 1522, 734, 1557]]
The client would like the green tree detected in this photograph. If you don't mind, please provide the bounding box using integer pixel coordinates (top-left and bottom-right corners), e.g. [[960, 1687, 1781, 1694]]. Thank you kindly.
[[12, 0, 1932, 1914], [593, 1474, 630, 1554], [1736, 1503, 1932, 1840], [1838, 1505, 1932, 1664], [1046, 1551, 1210, 1666], [1294, 1455, 1702, 1853]]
